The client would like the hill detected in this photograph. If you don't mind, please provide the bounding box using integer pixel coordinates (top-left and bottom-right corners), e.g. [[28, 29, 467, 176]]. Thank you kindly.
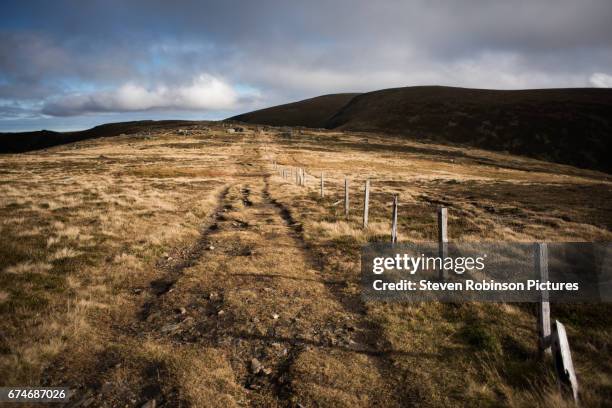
[[0, 120, 198, 154], [230, 93, 359, 128], [230, 86, 612, 173], [1, 123, 610, 406]]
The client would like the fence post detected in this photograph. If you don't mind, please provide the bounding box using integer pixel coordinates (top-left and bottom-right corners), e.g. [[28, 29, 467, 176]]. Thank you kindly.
[[391, 195, 398, 244], [320, 172, 324, 197], [363, 179, 370, 228], [344, 178, 349, 218], [536, 243, 552, 356], [551, 320, 579, 403], [438, 207, 448, 279]]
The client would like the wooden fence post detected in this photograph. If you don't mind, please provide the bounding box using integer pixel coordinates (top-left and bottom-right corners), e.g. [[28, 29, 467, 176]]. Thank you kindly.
[[536, 243, 552, 356], [438, 207, 448, 279], [363, 179, 370, 228], [344, 178, 349, 218], [391, 195, 398, 244], [551, 320, 579, 403], [320, 172, 324, 197]]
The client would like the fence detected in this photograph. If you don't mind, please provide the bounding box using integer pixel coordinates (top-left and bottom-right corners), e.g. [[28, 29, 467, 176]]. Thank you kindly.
[[272, 159, 580, 404]]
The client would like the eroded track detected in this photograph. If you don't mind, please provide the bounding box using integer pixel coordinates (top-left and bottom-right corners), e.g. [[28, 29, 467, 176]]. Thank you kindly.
[[144, 176, 399, 407]]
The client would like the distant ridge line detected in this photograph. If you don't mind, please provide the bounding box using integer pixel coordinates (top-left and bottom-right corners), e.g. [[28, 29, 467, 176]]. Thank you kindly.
[[229, 85, 612, 173]]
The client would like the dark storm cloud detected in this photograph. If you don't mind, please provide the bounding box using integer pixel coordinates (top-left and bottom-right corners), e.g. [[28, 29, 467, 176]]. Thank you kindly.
[[1, 0, 611, 123]]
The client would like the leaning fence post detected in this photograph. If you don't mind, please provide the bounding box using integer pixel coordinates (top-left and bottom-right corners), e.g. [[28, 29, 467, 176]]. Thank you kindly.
[[320, 172, 324, 197], [438, 207, 448, 279], [391, 195, 398, 244], [363, 179, 370, 228], [344, 178, 349, 218], [551, 320, 579, 403], [536, 243, 552, 356]]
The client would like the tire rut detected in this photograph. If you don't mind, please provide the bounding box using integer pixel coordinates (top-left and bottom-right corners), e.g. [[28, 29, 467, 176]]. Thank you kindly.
[[59, 185, 236, 408], [139, 185, 233, 321], [262, 175, 405, 407]]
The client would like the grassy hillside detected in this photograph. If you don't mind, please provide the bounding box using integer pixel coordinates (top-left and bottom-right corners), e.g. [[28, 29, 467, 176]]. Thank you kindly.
[[0, 123, 609, 406], [230, 93, 360, 128], [0, 120, 198, 154], [231, 86, 612, 173]]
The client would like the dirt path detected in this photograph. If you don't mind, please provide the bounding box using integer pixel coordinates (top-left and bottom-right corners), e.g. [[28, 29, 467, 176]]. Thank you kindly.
[[56, 139, 402, 407], [147, 176, 400, 407]]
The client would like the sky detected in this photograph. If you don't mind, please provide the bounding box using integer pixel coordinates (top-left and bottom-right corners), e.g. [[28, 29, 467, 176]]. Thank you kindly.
[[1, 0, 612, 132]]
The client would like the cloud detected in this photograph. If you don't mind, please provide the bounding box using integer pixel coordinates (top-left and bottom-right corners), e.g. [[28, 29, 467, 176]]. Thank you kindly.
[[589, 72, 612, 88], [0, 101, 42, 120], [42, 74, 244, 116], [1, 0, 611, 127]]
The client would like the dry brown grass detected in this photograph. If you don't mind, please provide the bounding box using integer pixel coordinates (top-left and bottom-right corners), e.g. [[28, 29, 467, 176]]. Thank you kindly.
[[0, 127, 238, 392], [0, 124, 609, 407], [266, 129, 611, 407]]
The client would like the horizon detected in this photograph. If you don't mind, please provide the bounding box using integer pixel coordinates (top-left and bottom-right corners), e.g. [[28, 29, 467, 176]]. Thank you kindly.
[[1, 0, 612, 132], [2, 84, 610, 133]]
